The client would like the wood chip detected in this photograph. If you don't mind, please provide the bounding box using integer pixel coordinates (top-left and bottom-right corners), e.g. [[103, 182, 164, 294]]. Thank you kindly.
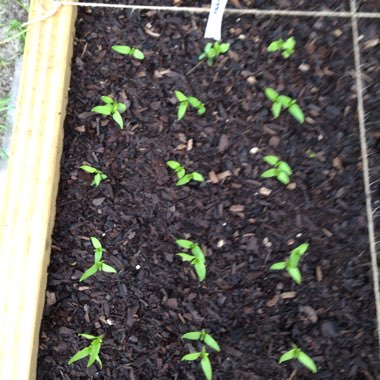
[[217, 170, 232, 181], [208, 170, 219, 184], [316, 265, 323, 282], [266, 294, 280, 307], [218, 134, 229, 152], [187, 139, 193, 151], [229, 205, 245, 212], [281, 291, 296, 299], [46, 291, 56, 306], [322, 227, 333, 237], [259, 187, 272, 196]]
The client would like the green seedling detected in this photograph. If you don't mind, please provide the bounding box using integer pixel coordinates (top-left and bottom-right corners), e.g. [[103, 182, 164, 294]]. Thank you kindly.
[[279, 344, 317, 374], [80, 165, 107, 187], [175, 91, 206, 121], [264, 88, 304, 123], [199, 41, 230, 65], [181, 346, 214, 380], [80, 237, 117, 282], [0, 19, 27, 47], [270, 243, 309, 284], [91, 96, 127, 129], [111, 45, 145, 60], [166, 160, 204, 186], [267, 37, 296, 58], [176, 239, 206, 281], [68, 334, 104, 368], [182, 331, 220, 352], [260, 155, 293, 185]]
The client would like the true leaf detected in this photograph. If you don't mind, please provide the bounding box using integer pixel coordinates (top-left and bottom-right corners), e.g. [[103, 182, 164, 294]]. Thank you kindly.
[[182, 331, 202, 340], [101, 95, 114, 104], [191, 245, 205, 262], [117, 103, 127, 112], [177, 168, 186, 179], [92, 173, 101, 187], [187, 96, 202, 108], [176, 174, 192, 186], [278, 161, 293, 175], [293, 243, 309, 256], [175, 90, 188, 102], [200, 355, 212, 380], [181, 352, 202, 361], [91, 237, 102, 250], [272, 101, 282, 118], [197, 105, 206, 115], [166, 160, 180, 170], [220, 42, 230, 53], [267, 40, 283, 52], [277, 95, 292, 108], [88, 340, 101, 367], [79, 334, 98, 340], [204, 334, 220, 352]]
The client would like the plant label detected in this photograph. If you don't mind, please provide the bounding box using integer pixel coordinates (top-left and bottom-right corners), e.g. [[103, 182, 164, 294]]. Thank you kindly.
[[204, 0, 228, 41]]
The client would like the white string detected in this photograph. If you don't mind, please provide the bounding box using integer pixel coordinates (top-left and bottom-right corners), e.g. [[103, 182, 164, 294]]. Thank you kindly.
[[350, 0, 380, 357]]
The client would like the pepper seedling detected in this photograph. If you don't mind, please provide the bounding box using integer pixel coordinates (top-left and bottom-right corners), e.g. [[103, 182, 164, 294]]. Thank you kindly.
[[175, 91, 206, 121], [111, 45, 145, 60], [260, 155, 293, 185], [267, 37, 296, 58], [176, 239, 206, 281], [264, 88, 304, 123], [199, 41, 230, 65], [166, 160, 204, 186], [181, 346, 214, 380], [91, 95, 127, 129], [80, 237, 117, 282], [182, 331, 220, 352], [80, 165, 107, 187], [68, 334, 104, 368], [270, 243, 309, 284], [279, 344, 317, 374]]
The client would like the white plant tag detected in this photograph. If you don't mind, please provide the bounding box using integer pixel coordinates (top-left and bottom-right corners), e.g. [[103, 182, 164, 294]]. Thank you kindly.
[[204, 0, 228, 41]]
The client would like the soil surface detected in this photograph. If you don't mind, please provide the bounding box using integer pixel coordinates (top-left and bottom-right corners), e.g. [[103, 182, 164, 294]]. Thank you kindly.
[[83, 0, 351, 11], [37, 7, 379, 380]]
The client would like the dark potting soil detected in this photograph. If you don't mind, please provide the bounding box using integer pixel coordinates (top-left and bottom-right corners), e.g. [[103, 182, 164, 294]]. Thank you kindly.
[[37, 7, 379, 380], [79, 0, 351, 12]]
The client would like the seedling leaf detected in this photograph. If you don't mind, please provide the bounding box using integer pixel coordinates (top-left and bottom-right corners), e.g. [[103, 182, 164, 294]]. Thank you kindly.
[[176, 239, 193, 249], [80, 165, 98, 174], [178, 102, 188, 121], [265, 88, 279, 102], [132, 48, 145, 60], [192, 172, 204, 182], [79, 334, 98, 340], [175, 91, 188, 102], [297, 351, 317, 373], [182, 332, 202, 340], [176, 174, 192, 186], [101, 263, 117, 273], [176, 253, 195, 262], [112, 111, 124, 129], [278, 161, 293, 175], [288, 103, 305, 123], [288, 267, 302, 284], [270, 261, 287, 270], [68, 347, 91, 365], [293, 243, 309, 256], [194, 259, 206, 281], [188, 96, 202, 108], [101, 96, 114, 104], [167, 160, 180, 170], [88, 340, 101, 367], [263, 155, 279, 166], [260, 168, 278, 178], [112, 45, 131, 55], [200, 355, 212, 380], [272, 102, 282, 118], [192, 245, 205, 262], [267, 40, 283, 52], [181, 352, 202, 361], [91, 237, 102, 250], [279, 348, 296, 363], [80, 264, 98, 282], [204, 334, 221, 352], [277, 171, 290, 185], [92, 105, 113, 116]]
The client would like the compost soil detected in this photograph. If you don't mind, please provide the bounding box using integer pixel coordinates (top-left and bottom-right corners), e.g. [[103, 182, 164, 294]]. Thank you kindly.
[[37, 7, 379, 380]]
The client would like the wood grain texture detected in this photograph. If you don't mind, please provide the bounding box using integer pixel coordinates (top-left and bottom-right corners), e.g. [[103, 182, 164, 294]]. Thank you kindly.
[[0, 1, 76, 378]]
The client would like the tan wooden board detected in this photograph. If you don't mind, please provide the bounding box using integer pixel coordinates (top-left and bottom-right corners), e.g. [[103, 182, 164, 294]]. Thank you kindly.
[[0, 0, 76, 378]]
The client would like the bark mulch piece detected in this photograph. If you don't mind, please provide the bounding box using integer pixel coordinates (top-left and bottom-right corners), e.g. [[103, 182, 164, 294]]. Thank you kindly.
[[37, 8, 379, 380], [79, 0, 351, 12]]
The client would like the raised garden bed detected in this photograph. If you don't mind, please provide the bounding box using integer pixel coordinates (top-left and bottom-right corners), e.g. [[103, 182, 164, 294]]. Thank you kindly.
[[36, 6, 379, 379]]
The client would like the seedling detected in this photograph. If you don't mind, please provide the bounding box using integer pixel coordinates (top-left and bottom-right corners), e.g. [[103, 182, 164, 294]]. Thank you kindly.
[[264, 88, 304, 123], [91, 96, 127, 129], [176, 239, 206, 281], [181, 346, 214, 380], [166, 160, 204, 186], [68, 334, 104, 368], [267, 37, 296, 58], [270, 243, 309, 284], [80, 165, 107, 187], [182, 331, 220, 352], [260, 155, 293, 185], [80, 237, 117, 282], [199, 41, 230, 65], [175, 91, 206, 121], [111, 45, 145, 60], [279, 344, 317, 374]]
